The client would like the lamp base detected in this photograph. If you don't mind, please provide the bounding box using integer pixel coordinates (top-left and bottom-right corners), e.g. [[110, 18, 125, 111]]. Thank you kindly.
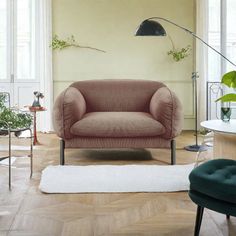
[[184, 144, 208, 152]]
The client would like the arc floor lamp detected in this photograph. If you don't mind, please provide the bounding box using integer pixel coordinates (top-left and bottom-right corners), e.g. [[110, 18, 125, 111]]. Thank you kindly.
[[135, 17, 236, 152]]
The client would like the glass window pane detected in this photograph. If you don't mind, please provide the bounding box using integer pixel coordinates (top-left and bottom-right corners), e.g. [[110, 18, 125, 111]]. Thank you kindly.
[[226, 0, 236, 72], [17, 0, 35, 80], [208, 0, 221, 82], [0, 0, 7, 80]]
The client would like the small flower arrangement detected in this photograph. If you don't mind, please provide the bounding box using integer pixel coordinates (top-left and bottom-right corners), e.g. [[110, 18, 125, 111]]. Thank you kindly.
[[32, 91, 44, 107]]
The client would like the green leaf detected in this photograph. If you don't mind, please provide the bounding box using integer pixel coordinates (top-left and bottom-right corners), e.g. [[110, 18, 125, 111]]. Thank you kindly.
[[0, 96, 32, 129], [221, 70, 236, 88], [215, 93, 236, 102], [167, 45, 191, 62]]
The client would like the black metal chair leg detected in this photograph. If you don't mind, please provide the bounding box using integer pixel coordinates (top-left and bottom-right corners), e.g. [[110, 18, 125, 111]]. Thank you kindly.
[[194, 205, 204, 236], [60, 139, 65, 165], [171, 139, 176, 165]]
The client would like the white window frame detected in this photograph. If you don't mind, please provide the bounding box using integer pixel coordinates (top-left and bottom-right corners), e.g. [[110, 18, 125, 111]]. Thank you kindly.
[[206, 0, 236, 120], [208, 0, 235, 78], [6, 0, 40, 84], [1, 0, 53, 131], [220, 0, 227, 75]]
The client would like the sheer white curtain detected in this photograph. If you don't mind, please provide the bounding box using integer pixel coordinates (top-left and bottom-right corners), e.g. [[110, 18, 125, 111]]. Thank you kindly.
[[38, 0, 53, 132], [196, 0, 209, 125]]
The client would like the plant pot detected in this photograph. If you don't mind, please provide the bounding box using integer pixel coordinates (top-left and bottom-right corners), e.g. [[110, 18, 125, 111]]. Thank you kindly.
[[0, 130, 8, 136], [14, 130, 22, 137], [221, 102, 231, 122]]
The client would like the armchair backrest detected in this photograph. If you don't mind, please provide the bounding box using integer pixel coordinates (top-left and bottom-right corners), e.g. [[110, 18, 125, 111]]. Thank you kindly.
[[70, 79, 166, 112]]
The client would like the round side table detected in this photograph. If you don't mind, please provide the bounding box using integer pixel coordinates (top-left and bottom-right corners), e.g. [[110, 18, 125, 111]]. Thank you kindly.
[[29, 106, 46, 145], [201, 119, 236, 159]]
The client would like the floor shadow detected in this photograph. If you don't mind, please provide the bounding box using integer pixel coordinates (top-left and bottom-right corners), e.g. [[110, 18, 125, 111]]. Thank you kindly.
[[81, 149, 153, 161]]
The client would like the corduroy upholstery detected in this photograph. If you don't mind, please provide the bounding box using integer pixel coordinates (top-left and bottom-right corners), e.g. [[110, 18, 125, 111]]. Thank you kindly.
[[70, 79, 165, 112], [70, 112, 165, 138], [53, 87, 86, 139], [64, 136, 172, 149], [53, 79, 183, 163], [150, 86, 183, 139]]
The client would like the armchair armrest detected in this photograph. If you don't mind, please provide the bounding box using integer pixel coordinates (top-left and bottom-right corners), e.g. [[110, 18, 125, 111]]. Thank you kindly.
[[150, 87, 183, 139], [53, 87, 86, 139]]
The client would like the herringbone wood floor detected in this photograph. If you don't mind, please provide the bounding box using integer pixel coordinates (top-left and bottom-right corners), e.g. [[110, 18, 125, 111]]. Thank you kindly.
[[0, 131, 236, 236]]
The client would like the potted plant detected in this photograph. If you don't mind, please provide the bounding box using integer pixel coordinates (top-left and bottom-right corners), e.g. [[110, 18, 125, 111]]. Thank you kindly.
[[0, 94, 32, 134], [215, 70, 236, 122], [167, 45, 191, 62]]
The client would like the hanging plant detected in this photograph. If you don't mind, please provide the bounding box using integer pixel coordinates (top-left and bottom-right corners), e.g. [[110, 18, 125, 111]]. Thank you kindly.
[[167, 45, 191, 62], [51, 35, 106, 53], [166, 35, 191, 62]]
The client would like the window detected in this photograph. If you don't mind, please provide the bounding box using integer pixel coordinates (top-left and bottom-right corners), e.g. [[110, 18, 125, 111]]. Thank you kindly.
[[0, 0, 52, 131], [0, 0, 37, 82], [207, 0, 236, 119], [226, 0, 236, 72], [208, 0, 221, 82], [0, 0, 7, 80], [17, 0, 36, 80], [0, 0, 39, 108], [208, 0, 236, 81]]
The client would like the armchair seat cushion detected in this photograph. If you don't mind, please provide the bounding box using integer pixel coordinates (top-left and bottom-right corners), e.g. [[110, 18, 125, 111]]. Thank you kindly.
[[70, 112, 166, 138]]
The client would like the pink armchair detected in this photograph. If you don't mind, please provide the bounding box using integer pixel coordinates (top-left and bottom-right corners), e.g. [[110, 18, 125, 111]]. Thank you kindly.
[[53, 79, 183, 165]]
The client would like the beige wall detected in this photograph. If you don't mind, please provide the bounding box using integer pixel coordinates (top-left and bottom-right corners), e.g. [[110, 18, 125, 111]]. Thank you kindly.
[[52, 0, 195, 129]]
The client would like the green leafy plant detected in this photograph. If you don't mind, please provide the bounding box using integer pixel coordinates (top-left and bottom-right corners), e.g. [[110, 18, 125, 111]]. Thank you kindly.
[[215, 71, 236, 102], [0, 93, 7, 110], [0, 94, 32, 130], [167, 45, 191, 62], [51, 35, 106, 53]]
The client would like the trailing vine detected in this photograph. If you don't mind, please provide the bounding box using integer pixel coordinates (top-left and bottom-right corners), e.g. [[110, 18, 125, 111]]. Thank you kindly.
[[167, 35, 191, 62], [51, 35, 106, 53], [167, 45, 191, 62]]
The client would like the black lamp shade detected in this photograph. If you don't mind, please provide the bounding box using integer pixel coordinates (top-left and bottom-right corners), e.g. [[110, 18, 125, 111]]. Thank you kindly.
[[135, 20, 166, 36]]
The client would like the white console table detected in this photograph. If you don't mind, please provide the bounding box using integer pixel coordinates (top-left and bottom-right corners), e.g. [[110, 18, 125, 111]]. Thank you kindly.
[[201, 119, 236, 159]]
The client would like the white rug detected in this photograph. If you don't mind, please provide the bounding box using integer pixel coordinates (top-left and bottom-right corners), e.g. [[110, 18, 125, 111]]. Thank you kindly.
[[39, 164, 194, 193]]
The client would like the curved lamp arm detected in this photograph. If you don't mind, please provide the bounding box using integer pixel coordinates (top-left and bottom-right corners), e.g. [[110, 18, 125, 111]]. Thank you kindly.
[[137, 17, 236, 67]]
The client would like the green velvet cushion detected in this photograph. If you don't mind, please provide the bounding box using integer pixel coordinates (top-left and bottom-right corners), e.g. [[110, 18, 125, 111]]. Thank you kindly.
[[189, 190, 236, 217], [189, 159, 236, 204]]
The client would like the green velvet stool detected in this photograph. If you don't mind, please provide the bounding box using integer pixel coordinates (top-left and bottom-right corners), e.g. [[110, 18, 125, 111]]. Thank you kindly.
[[189, 159, 236, 236]]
